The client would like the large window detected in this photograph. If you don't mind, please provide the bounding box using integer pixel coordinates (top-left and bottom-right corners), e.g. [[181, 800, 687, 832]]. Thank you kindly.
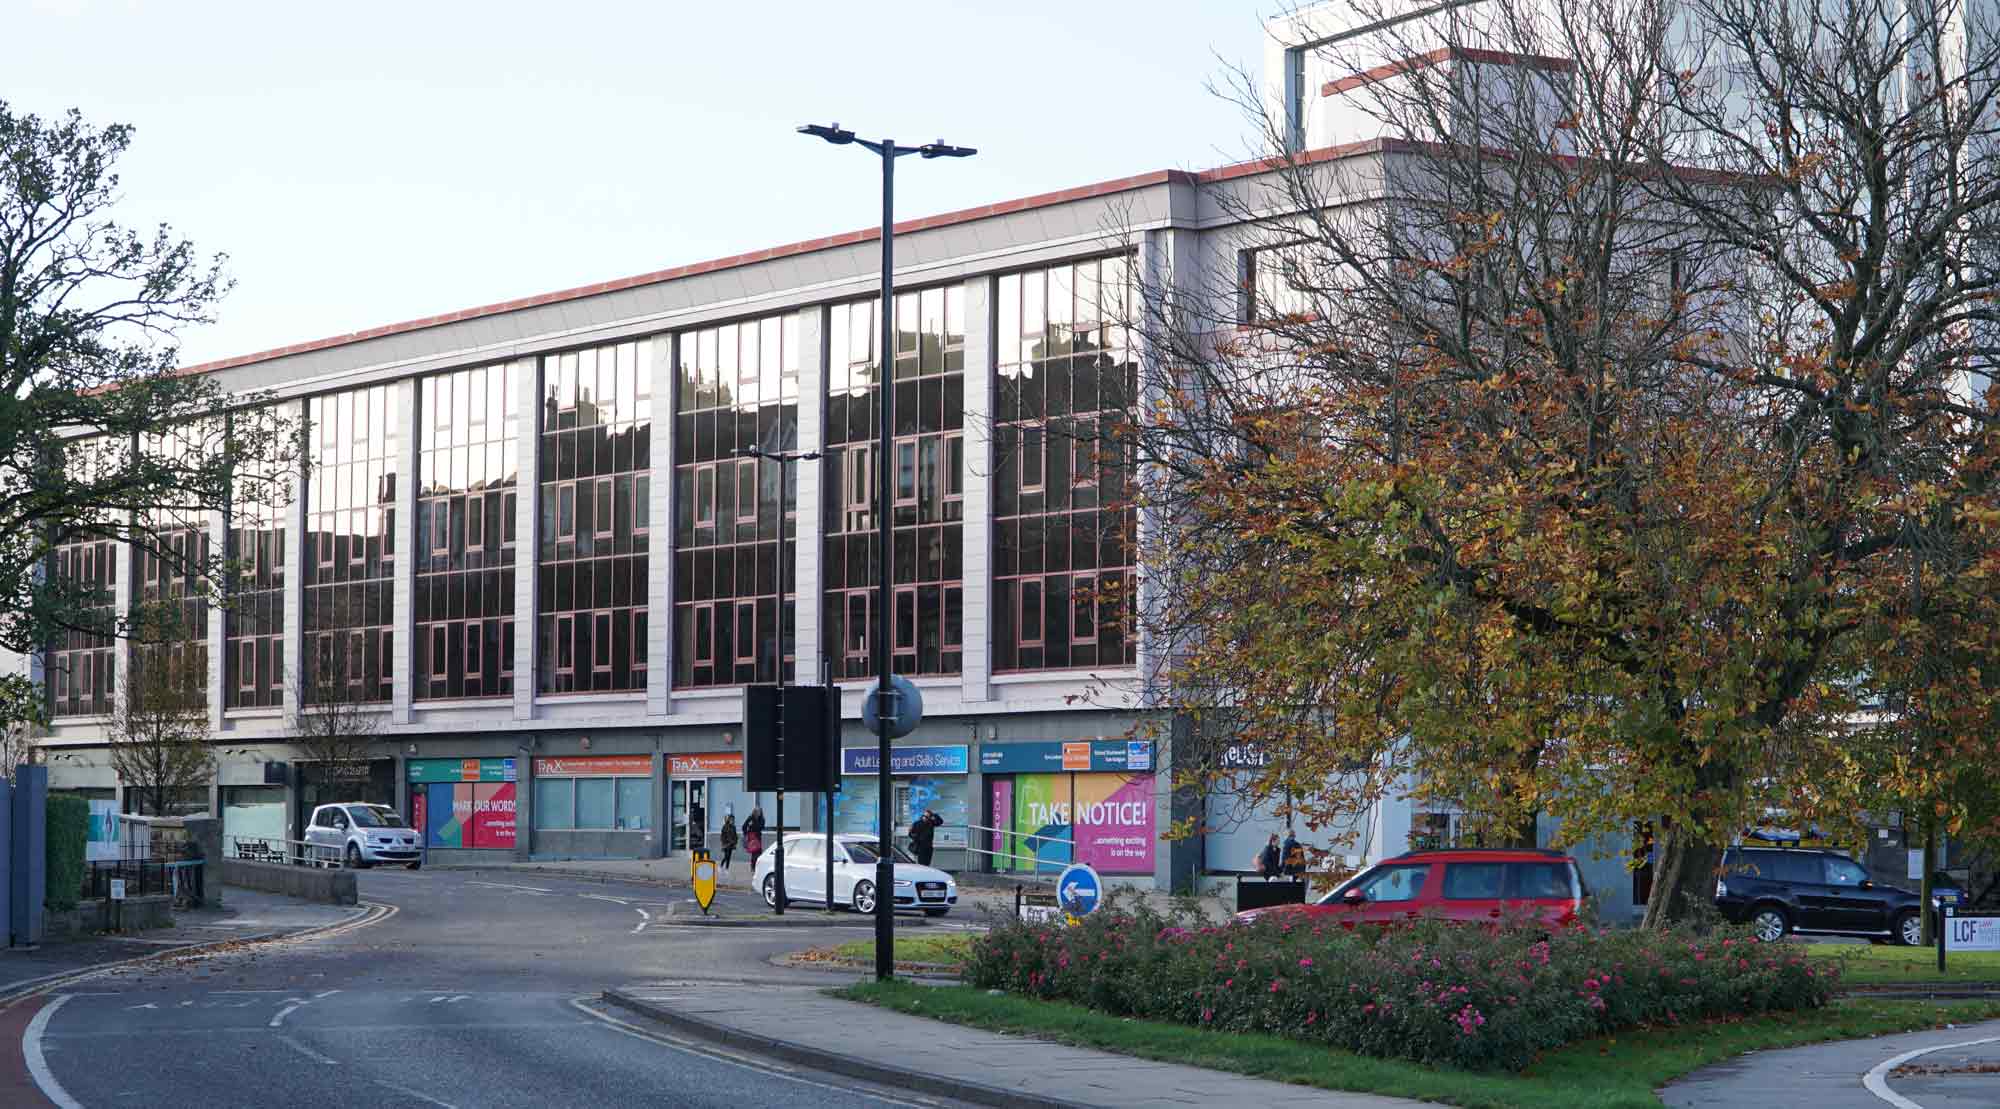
[[134, 423, 214, 703], [416, 364, 519, 700], [994, 258, 1137, 672], [48, 534, 116, 718], [537, 340, 652, 694], [304, 385, 398, 703], [822, 289, 966, 679], [226, 417, 288, 710], [673, 314, 798, 688]]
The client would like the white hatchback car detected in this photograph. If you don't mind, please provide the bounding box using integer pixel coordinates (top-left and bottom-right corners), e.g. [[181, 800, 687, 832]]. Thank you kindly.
[[305, 802, 422, 869], [752, 833, 958, 916]]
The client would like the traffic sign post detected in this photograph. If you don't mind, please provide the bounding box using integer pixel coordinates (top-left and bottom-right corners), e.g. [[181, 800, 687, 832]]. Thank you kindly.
[[1055, 862, 1103, 922], [690, 849, 718, 916]]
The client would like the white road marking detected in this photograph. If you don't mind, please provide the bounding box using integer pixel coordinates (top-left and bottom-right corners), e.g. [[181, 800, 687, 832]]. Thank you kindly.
[[24, 995, 84, 1109], [428, 994, 470, 1004], [314, 989, 342, 999], [466, 881, 553, 894], [125, 1002, 158, 1010], [1863, 1034, 2000, 1108], [631, 906, 651, 933], [268, 1002, 305, 1028], [373, 1078, 457, 1108], [579, 893, 630, 905], [277, 1034, 337, 1065]]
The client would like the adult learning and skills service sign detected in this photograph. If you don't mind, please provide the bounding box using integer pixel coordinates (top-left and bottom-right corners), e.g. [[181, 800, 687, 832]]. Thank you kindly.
[[840, 745, 970, 776]]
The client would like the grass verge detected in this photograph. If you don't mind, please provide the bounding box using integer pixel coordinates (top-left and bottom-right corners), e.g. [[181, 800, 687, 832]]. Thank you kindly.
[[1806, 942, 2000, 987], [837, 980, 2000, 1109], [828, 933, 971, 968]]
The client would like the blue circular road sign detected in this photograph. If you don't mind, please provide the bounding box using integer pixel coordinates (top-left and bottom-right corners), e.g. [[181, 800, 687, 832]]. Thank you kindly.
[[1055, 862, 1103, 917]]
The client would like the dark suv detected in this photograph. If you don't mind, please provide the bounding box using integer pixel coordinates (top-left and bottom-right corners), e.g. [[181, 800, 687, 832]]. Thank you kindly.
[[1714, 847, 1923, 945]]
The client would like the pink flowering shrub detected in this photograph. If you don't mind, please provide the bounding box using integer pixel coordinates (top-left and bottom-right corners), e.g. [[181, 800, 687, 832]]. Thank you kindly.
[[966, 900, 1837, 1071]]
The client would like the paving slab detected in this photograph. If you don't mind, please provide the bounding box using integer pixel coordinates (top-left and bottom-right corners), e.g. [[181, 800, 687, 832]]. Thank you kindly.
[[607, 980, 1440, 1109]]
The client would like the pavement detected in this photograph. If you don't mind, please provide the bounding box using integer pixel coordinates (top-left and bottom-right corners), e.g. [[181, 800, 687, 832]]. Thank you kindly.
[[0, 885, 368, 1002], [1661, 1016, 2000, 1108], [606, 982, 1439, 1109]]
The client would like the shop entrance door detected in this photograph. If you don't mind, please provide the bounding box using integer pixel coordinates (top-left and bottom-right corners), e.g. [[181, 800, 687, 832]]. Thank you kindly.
[[670, 779, 709, 854]]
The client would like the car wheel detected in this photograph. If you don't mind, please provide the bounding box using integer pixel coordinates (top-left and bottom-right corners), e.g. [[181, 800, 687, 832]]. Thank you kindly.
[[852, 881, 877, 914], [1895, 909, 1924, 947], [405, 861, 422, 871], [344, 843, 367, 870], [923, 908, 949, 918], [762, 874, 778, 908], [1751, 906, 1789, 943]]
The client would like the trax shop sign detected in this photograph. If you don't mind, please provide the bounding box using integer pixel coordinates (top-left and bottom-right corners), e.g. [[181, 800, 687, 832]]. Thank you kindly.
[[1946, 911, 2000, 952], [840, 745, 970, 776], [978, 740, 1156, 775]]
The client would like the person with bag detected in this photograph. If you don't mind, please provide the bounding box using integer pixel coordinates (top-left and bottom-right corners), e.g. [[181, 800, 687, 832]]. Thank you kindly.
[[1257, 833, 1282, 879], [908, 808, 944, 868], [1282, 830, 1306, 878], [743, 805, 766, 869], [718, 811, 739, 869]]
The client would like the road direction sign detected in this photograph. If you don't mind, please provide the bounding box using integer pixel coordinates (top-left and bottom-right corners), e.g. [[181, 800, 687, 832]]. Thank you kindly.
[[1055, 862, 1103, 918], [691, 850, 718, 915]]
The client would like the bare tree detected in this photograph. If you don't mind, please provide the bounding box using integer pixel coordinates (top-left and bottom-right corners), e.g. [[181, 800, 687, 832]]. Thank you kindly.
[[109, 608, 214, 817], [288, 596, 385, 797]]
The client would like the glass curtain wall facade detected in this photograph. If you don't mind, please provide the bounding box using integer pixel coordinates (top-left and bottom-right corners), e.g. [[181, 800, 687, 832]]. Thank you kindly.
[[537, 340, 652, 694], [994, 257, 1138, 672], [672, 314, 799, 688], [225, 418, 287, 710], [416, 364, 519, 700], [822, 290, 966, 679], [49, 533, 117, 718], [304, 385, 398, 703], [133, 424, 212, 696]]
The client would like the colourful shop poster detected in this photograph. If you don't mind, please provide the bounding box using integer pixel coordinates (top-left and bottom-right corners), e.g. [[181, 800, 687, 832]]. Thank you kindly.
[[1009, 773, 1155, 875], [424, 781, 517, 849]]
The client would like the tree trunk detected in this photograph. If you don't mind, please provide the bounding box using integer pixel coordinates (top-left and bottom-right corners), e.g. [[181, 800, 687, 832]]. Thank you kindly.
[[1500, 811, 1540, 850], [1639, 821, 1723, 930]]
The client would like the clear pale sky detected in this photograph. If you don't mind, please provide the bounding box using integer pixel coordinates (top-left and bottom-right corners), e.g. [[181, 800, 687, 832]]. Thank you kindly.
[[12, 0, 1277, 366]]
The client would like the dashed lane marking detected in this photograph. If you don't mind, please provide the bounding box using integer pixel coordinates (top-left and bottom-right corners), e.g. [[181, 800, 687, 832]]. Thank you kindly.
[[277, 1034, 337, 1065]]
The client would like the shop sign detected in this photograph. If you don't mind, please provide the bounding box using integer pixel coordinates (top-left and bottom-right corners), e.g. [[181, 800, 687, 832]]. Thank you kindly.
[[407, 757, 516, 784], [534, 755, 653, 778], [1947, 911, 2000, 952], [668, 752, 745, 777], [979, 741, 1156, 775], [841, 745, 970, 776], [1217, 744, 1269, 770]]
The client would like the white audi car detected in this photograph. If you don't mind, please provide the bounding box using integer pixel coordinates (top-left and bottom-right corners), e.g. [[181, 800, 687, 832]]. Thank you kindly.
[[751, 833, 957, 916]]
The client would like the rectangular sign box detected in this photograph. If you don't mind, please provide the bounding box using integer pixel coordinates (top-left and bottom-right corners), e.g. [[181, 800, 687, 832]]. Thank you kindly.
[[1945, 912, 2000, 953], [1019, 890, 1062, 924]]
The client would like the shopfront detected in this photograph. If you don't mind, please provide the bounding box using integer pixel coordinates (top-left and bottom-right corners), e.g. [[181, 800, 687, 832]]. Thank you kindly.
[[834, 745, 971, 862], [295, 758, 397, 840], [407, 758, 518, 853], [531, 755, 654, 858], [981, 740, 1157, 875]]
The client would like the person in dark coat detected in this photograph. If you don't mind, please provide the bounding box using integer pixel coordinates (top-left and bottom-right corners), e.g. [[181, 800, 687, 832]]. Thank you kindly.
[[718, 812, 739, 869], [908, 809, 944, 867], [1282, 831, 1306, 878], [743, 806, 767, 869], [1257, 834, 1282, 879]]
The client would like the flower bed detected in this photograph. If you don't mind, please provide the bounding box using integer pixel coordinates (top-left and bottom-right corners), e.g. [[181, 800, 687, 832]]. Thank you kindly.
[[966, 902, 1837, 1071]]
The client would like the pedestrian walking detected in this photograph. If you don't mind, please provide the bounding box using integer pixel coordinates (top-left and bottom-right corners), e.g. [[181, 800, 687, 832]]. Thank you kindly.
[[718, 811, 738, 869], [743, 805, 767, 869], [1257, 833, 1282, 879], [1282, 830, 1306, 878], [908, 808, 944, 868]]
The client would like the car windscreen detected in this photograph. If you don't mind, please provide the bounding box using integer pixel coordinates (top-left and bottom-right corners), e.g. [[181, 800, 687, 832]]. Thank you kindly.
[[351, 807, 406, 828], [843, 841, 915, 864]]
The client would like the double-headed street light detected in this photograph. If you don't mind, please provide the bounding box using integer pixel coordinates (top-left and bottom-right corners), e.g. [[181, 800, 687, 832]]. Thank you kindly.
[[798, 121, 975, 982]]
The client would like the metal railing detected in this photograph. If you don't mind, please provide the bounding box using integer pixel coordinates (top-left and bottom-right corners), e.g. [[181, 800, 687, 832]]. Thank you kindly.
[[229, 834, 345, 869], [83, 858, 206, 904], [962, 822, 1077, 873]]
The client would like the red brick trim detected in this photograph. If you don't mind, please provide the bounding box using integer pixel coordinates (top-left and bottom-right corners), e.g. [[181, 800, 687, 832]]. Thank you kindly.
[[1322, 46, 1576, 97]]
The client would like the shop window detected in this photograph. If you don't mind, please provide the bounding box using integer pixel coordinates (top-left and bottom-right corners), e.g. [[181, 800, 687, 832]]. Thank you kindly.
[[577, 777, 615, 828], [533, 777, 575, 829], [616, 777, 651, 830]]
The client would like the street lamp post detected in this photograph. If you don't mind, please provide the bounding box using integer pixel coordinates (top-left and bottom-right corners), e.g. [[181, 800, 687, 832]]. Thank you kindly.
[[735, 444, 820, 916], [798, 122, 975, 981]]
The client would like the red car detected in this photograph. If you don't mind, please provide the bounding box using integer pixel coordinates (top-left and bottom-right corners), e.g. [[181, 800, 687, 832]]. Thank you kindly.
[[1235, 848, 1588, 928]]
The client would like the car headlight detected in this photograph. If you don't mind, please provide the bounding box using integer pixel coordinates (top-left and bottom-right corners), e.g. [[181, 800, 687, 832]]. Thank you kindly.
[[1716, 879, 1728, 898], [894, 879, 914, 888]]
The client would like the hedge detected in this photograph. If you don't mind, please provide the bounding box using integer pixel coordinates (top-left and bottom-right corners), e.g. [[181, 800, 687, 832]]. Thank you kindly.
[[45, 794, 89, 911]]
